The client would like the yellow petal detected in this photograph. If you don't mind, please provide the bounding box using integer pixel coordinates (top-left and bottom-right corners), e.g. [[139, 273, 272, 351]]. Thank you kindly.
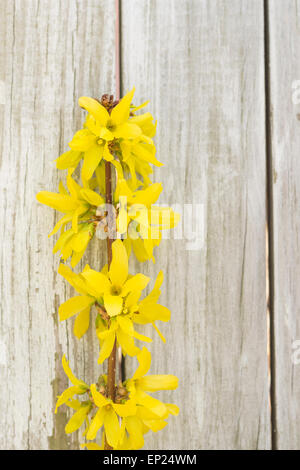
[[139, 374, 178, 392], [48, 214, 73, 238], [66, 173, 82, 200], [62, 354, 88, 388], [112, 399, 136, 418], [132, 330, 152, 343], [73, 307, 90, 339], [78, 97, 109, 126], [131, 100, 149, 113], [86, 407, 105, 440], [115, 178, 133, 199], [122, 273, 150, 296], [147, 270, 164, 301], [125, 290, 141, 309], [97, 328, 114, 340], [111, 159, 124, 180], [124, 416, 144, 449], [117, 315, 134, 335], [55, 385, 83, 413], [65, 398, 81, 411], [117, 419, 127, 449], [110, 88, 135, 125], [58, 181, 68, 195], [120, 141, 132, 162], [58, 263, 89, 295], [72, 205, 88, 233], [135, 390, 167, 417], [59, 296, 94, 321], [80, 188, 105, 206], [95, 162, 106, 194], [85, 114, 101, 135], [53, 229, 74, 255], [65, 404, 90, 434], [125, 158, 138, 189], [136, 405, 160, 421], [166, 403, 180, 416], [116, 329, 140, 357], [103, 142, 114, 161], [117, 205, 130, 235], [123, 238, 132, 259], [108, 240, 128, 287], [36, 192, 77, 212], [69, 129, 97, 151], [71, 248, 86, 268], [151, 321, 166, 343], [98, 332, 116, 364], [133, 347, 151, 379], [104, 408, 120, 449], [59, 233, 75, 260], [132, 238, 150, 262], [130, 112, 156, 137], [90, 383, 109, 408], [56, 150, 82, 170], [140, 303, 171, 323], [129, 112, 152, 126], [132, 140, 163, 167], [81, 269, 111, 297], [143, 419, 167, 433], [131, 183, 162, 207], [113, 122, 142, 139], [99, 127, 114, 141], [82, 144, 104, 180], [104, 294, 123, 317], [71, 229, 91, 253]]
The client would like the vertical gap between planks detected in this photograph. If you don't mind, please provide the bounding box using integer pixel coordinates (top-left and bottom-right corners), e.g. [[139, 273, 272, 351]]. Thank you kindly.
[[264, 0, 277, 450], [115, 0, 121, 101], [115, 0, 125, 383]]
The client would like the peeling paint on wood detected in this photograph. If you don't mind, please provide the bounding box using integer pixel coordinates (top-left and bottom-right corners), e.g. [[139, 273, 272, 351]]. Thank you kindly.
[[0, 0, 115, 450]]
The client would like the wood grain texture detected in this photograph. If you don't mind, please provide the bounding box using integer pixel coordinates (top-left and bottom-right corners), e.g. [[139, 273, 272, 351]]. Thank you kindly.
[[268, 0, 300, 450], [0, 0, 115, 449], [121, 0, 270, 449]]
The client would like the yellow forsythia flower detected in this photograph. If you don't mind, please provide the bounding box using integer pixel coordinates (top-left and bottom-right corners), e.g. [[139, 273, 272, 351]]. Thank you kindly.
[[97, 269, 171, 363], [55, 349, 178, 450], [57, 240, 171, 355], [117, 347, 179, 449], [58, 240, 149, 340], [115, 178, 180, 262], [56, 88, 160, 188], [55, 355, 91, 434], [55, 355, 89, 413], [86, 384, 136, 448], [36, 173, 104, 266]]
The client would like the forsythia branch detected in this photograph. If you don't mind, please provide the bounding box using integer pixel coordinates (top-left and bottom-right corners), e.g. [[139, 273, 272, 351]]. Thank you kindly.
[[37, 88, 180, 450]]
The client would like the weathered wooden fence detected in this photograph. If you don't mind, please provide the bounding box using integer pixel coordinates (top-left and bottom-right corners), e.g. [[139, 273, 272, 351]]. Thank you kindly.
[[0, 0, 299, 450]]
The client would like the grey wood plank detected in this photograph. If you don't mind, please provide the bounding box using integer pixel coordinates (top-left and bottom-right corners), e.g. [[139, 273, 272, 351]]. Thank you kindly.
[[0, 0, 115, 449], [268, 0, 300, 450], [121, 0, 270, 450]]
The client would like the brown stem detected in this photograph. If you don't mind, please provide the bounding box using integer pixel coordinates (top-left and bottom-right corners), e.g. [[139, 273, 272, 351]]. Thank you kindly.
[[103, 0, 121, 446], [104, 160, 117, 450]]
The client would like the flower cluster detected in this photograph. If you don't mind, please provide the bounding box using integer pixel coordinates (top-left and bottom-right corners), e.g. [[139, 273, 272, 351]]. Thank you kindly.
[[56, 348, 178, 450], [37, 88, 179, 450]]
